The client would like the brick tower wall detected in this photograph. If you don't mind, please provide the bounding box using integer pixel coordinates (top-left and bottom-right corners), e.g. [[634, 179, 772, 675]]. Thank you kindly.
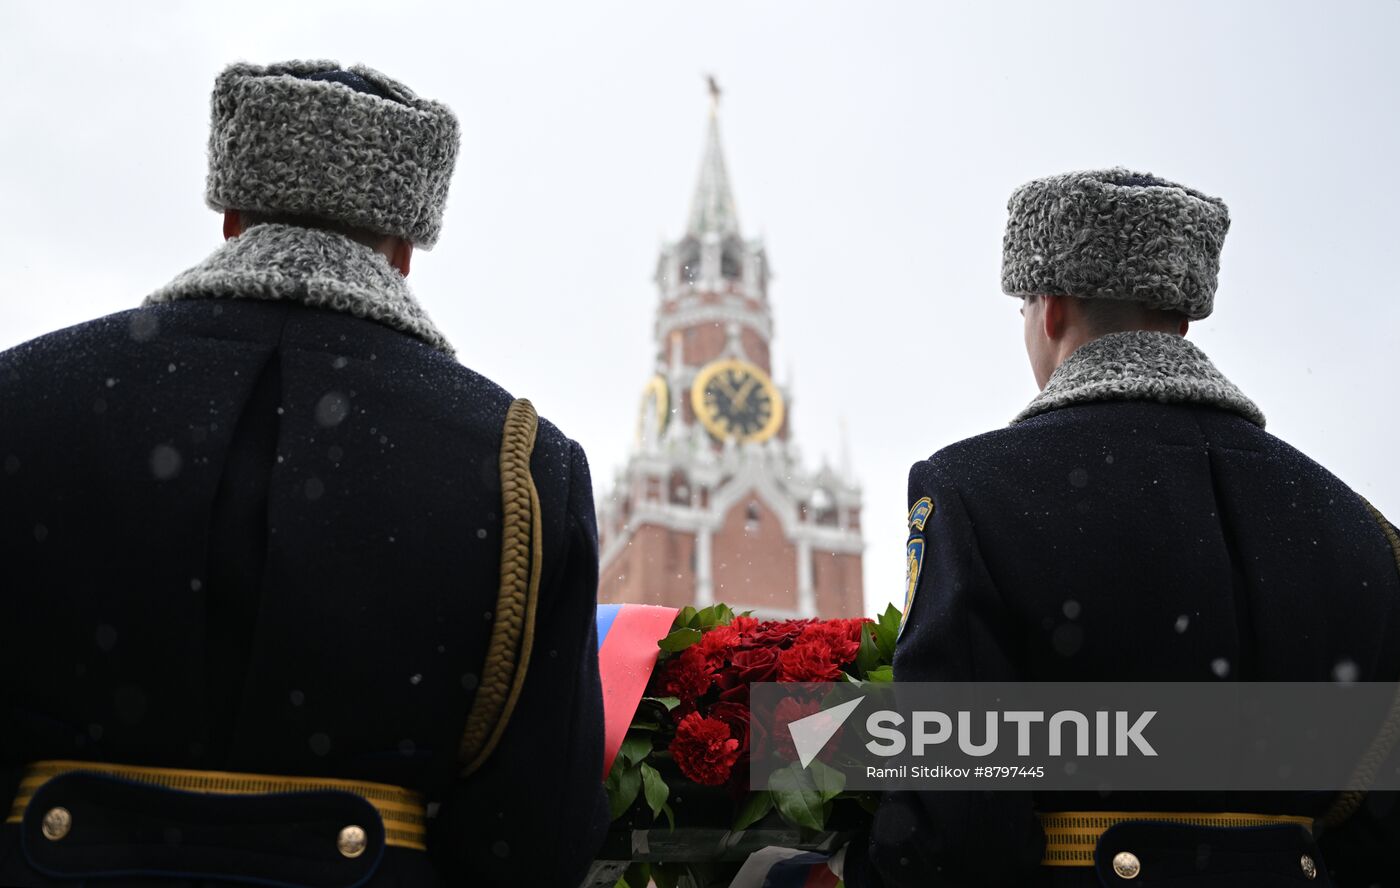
[[812, 550, 864, 618], [712, 495, 798, 613], [597, 524, 697, 609]]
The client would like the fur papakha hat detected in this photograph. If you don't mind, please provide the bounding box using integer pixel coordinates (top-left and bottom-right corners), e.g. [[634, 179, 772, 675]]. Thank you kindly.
[[1001, 168, 1230, 320], [205, 60, 460, 248]]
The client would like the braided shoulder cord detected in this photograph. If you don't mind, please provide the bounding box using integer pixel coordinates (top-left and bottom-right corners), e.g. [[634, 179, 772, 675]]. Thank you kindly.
[[1320, 496, 1400, 829], [459, 399, 544, 776]]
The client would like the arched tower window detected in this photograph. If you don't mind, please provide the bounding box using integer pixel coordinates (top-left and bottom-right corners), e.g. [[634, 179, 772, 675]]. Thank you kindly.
[[811, 487, 839, 527], [745, 502, 761, 531], [678, 239, 701, 284], [721, 243, 744, 280]]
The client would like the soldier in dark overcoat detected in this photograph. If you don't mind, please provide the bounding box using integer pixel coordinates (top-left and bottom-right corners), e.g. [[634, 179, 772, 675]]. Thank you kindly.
[[0, 61, 607, 887], [845, 169, 1400, 887]]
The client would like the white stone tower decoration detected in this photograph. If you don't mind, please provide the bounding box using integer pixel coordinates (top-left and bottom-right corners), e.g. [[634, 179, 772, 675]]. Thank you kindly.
[[597, 81, 864, 618]]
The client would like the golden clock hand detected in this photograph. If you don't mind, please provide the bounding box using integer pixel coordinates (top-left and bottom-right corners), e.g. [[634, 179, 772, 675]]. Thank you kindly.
[[732, 377, 759, 410]]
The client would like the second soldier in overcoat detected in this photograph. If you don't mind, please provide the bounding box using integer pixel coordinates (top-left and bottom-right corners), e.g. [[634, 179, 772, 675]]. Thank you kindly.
[[845, 169, 1400, 887]]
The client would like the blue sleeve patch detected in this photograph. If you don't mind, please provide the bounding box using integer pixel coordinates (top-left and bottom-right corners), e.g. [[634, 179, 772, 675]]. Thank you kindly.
[[903, 537, 925, 627], [900, 497, 935, 638], [908, 497, 934, 532]]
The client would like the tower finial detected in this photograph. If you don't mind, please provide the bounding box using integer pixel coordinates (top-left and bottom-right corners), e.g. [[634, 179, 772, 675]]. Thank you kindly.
[[687, 76, 740, 238]]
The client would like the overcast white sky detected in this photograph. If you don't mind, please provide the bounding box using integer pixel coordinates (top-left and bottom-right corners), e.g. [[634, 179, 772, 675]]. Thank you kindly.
[[2, 1, 1397, 616]]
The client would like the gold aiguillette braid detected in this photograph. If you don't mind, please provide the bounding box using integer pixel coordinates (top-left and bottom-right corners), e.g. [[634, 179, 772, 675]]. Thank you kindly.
[[459, 399, 544, 776], [1321, 497, 1400, 828]]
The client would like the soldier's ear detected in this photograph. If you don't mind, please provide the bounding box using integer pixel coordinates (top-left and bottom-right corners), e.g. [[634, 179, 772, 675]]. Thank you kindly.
[[222, 210, 243, 241], [1042, 294, 1068, 341], [390, 239, 413, 278]]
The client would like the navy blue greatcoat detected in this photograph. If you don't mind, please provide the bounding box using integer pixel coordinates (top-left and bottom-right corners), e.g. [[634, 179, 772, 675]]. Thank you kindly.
[[849, 399, 1400, 888], [0, 298, 608, 887]]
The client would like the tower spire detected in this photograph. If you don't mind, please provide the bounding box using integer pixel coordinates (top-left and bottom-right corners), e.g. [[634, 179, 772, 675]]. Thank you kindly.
[[687, 75, 741, 238]]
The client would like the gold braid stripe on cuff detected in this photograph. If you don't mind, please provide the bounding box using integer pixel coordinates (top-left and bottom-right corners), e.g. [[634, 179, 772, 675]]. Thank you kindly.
[[1038, 810, 1314, 866], [7, 759, 427, 851]]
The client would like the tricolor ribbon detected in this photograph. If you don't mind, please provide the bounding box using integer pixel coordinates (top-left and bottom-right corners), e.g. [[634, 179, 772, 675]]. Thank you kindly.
[[596, 603, 679, 777]]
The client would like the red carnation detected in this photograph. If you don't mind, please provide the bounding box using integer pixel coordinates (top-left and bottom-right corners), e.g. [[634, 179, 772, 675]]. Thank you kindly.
[[657, 646, 715, 714], [730, 614, 760, 631], [837, 617, 873, 642], [777, 638, 844, 683], [708, 701, 752, 756], [771, 696, 826, 761], [796, 621, 861, 666], [697, 623, 742, 661], [670, 712, 742, 786], [709, 701, 754, 792]]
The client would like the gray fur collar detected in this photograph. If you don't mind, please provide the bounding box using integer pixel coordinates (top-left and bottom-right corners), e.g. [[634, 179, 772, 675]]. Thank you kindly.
[[145, 224, 453, 355], [1013, 331, 1264, 427]]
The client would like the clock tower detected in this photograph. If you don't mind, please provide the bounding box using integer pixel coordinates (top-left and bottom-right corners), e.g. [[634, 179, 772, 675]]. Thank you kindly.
[[597, 85, 864, 618]]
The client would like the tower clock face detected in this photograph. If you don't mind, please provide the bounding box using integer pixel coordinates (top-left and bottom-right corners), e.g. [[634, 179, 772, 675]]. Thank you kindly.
[[690, 359, 785, 444], [637, 375, 670, 442]]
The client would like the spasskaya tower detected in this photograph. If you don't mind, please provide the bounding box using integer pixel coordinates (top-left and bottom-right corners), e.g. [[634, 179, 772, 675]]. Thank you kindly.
[[596, 81, 863, 618]]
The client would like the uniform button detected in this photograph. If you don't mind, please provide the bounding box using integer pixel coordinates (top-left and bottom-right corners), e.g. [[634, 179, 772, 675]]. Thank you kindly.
[[1300, 854, 1317, 880], [1111, 851, 1141, 880], [41, 807, 72, 841], [337, 824, 367, 859]]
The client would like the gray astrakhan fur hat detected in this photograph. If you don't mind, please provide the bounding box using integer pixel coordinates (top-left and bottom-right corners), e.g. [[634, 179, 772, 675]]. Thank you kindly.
[[1000, 168, 1230, 319], [205, 60, 460, 248]]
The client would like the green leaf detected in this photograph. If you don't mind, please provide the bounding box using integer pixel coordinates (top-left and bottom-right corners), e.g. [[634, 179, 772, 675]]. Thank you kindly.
[[855, 622, 882, 677], [606, 761, 642, 820], [675, 606, 698, 630], [732, 790, 774, 830], [618, 732, 653, 767], [658, 627, 703, 652], [865, 665, 894, 683], [696, 605, 720, 630], [660, 801, 676, 831], [640, 761, 670, 820], [769, 764, 826, 830], [808, 760, 846, 801], [713, 603, 736, 625], [875, 604, 902, 662], [631, 696, 680, 730]]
